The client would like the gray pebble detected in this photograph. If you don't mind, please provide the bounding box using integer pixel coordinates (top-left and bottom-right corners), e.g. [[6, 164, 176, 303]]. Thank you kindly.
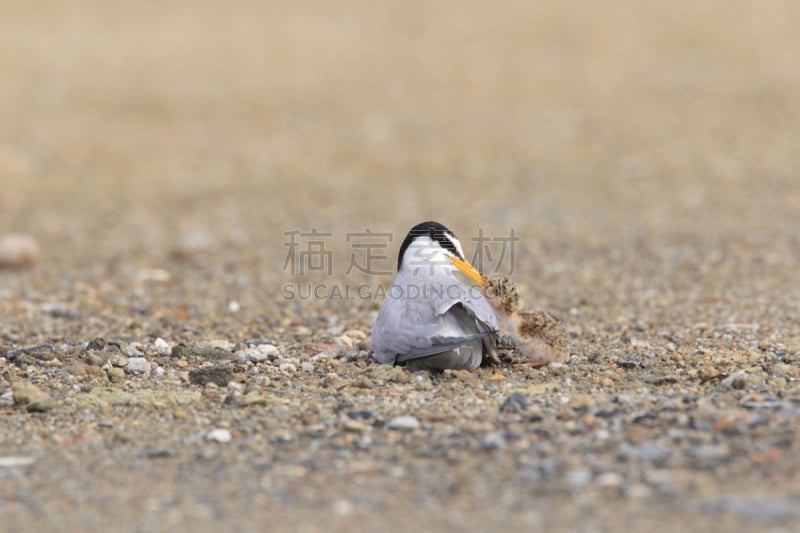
[[499, 392, 529, 414], [481, 432, 507, 450], [125, 357, 152, 375], [687, 445, 728, 467], [613, 394, 635, 405], [142, 448, 172, 459], [719, 371, 748, 390], [189, 366, 234, 386], [565, 468, 592, 487], [124, 343, 144, 357], [619, 443, 672, 465], [695, 497, 796, 525]]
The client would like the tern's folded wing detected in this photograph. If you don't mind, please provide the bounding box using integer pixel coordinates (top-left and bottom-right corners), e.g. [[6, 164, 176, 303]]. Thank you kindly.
[[372, 287, 495, 364], [393, 331, 491, 362]]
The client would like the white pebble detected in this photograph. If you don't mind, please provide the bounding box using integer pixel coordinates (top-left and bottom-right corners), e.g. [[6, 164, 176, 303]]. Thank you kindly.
[[154, 338, 171, 356], [257, 344, 279, 356], [228, 300, 240, 312], [301, 362, 314, 372], [335, 335, 356, 348], [279, 363, 296, 373], [238, 344, 280, 363], [595, 471, 623, 488], [241, 349, 267, 363], [205, 428, 232, 443], [387, 415, 420, 431], [0, 456, 37, 467]]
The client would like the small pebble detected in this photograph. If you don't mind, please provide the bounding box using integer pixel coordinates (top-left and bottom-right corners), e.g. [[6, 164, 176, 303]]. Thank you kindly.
[[481, 432, 507, 450], [619, 443, 672, 465], [696, 497, 797, 524], [595, 471, 623, 488], [0, 456, 37, 467], [123, 343, 144, 357], [63, 363, 88, 377], [205, 428, 232, 443], [107, 367, 126, 383], [189, 366, 233, 386], [719, 371, 748, 390], [565, 468, 592, 487], [613, 394, 635, 405], [499, 392, 529, 414], [387, 415, 420, 431], [240, 344, 279, 363], [154, 338, 171, 356], [125, 357, 152, 375], [85, 353, 106, 366], [12, 381, 52, 411], [343, 420, 367, 433]]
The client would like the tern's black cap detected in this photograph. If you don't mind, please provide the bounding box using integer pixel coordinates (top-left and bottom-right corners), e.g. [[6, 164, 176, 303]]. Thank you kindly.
[[396, 221, 464, 271]]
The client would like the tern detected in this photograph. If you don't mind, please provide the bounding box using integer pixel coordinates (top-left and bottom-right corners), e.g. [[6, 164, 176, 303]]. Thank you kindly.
[[371, 221, 500, 371]]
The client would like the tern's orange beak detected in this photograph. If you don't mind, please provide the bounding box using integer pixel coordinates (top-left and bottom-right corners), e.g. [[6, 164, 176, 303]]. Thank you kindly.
[[449, 256, 488, 287]]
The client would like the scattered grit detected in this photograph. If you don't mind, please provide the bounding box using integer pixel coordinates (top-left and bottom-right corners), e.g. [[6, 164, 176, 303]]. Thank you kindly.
[[2, 286, 799, 531]]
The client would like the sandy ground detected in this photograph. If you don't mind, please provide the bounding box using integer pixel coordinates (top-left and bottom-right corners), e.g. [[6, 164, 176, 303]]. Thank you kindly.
[[2, 1, 800, 531]]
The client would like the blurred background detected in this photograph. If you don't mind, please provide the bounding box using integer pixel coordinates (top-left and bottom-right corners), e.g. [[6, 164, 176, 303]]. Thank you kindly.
[[3, 3, 800, 530], [2, 0, 799, 332]]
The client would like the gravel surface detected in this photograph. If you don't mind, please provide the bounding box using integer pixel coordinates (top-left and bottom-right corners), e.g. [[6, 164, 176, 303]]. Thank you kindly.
[[2, 2, 800, 532]]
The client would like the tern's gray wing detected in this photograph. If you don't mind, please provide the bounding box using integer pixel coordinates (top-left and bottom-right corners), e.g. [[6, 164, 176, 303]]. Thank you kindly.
[[371, 280, 498, 365], [436, 282, 500, 332], [394, 300, 492, 362], [393, 331, 491, 362]]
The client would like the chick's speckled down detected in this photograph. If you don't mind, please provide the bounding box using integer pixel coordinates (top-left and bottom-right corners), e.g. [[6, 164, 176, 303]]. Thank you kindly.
[[484, 276, 568, 364], [485, 276, 521, 314], [515, 309, 568, 363]]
